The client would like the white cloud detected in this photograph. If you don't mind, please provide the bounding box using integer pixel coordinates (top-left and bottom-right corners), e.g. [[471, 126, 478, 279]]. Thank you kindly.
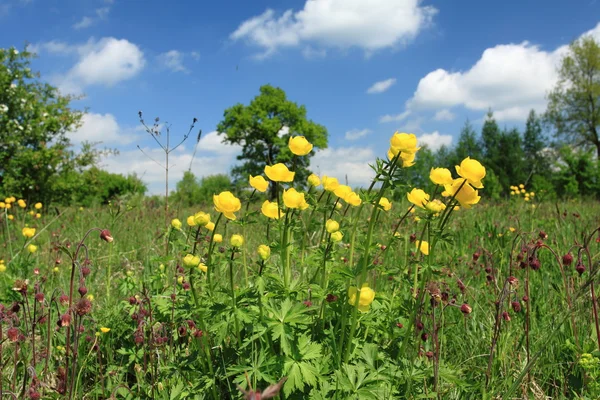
[[433, 109, 455, 121], [157, 50, 188, 73], [344, 128, 372, 140], [69, 113, 139, 145], [379, 110, 411, 123], [230, 0, 437, 57], [190, 51, 200, 61], [417, 131, 452, 151], [73, 6, 111, 30], [73, 16, 93, 30], [367, 78, 396, 94], [406, 22, 600, 121], [311, 146, 376, 187]]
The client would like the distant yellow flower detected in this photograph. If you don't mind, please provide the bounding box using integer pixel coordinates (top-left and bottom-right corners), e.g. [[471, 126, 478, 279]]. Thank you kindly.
[[177, 276, 184, 284], [330, 231, 343, 242], [348, 283, 375, 312], [529, 192, 535, 197], [27, 244, 37, 253], [205, 222, 215, 231], [194, 211, 211, 226], [17, 199, 26, 208], [264, 163, 295, 182], [283, 188, 308, 210], [9, 196, 15, 203], [100, 327, 111, 333], [230, 234, 244, 247], [7, 215, 13, 220], [333, 184, 352, 200], [171, 218, 182, 230], [321, 175, 340, 192], [213, 191, 241, 220], [430, 167, 453, 185], [53, 267, 59, 273], [5, 203, 11, 209], [35, 213, 41, 219], [0, 202, 4, 208], [34, 202, 42, 210], [187, 215, 196, 226], [87, 294, 95, 302], [442, 179, 481, 209], [257, 244, 271, 260], [0, 263, 6, 273], [407, 188, 430, 209], [455, 157, 486, 188], [379, 197, 392, 211], [3, 197, 10, 204], [509, 227, 516, 232], [213, 234, 223, 243], [28, 210, 34, 216], [261, 200, 284, 219], [520, 188, 526, 194], [22, 227, 36, 238], [519, 184, 524, 189], [335, 202, 342, 210], [288, 136, 313, 156], [307, 174, 321, 187], [344, 192, 362, 206], [415, 240, 429, 255], [326, 219, 340, 233], [183, 254, 200, 268], [198, 263, 208, 273], [249, 175, 269, 192]]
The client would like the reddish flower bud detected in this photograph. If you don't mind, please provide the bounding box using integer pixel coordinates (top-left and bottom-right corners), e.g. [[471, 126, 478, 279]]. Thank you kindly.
[[472, 252, 480, 262], [502, 311, 511, 321], [421, 332, 429, 342], [182, 282, 191, 291], [529, 257, 541, 271], [60, 313, 71, 327], [326, 294, 338, 303], [522, 295, 529, 302], [576, 262, 586, 276], [511, 301, 521, 312], [409, 233, 417, 243], [81, 266, 91, 277], [303, 300, 312, 307], [100, 229, 113, 243], [396, 322, 403, 328], [59, 295, 69, 306], [562, 253, 573, 266], [460, 303, 472, 314], [539, 231, 548, 240], [35, 293, 44, 303], [416, 321, 424, 331], [78, 286, 87, 297], [7, 327, 19, 342], [425, 351, 434, 359], [75, 298, 92, 316]]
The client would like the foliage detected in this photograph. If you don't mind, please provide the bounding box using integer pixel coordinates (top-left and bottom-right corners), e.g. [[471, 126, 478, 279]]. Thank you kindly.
[[73, 167, 147, 206], [172, 172, 233, 206]]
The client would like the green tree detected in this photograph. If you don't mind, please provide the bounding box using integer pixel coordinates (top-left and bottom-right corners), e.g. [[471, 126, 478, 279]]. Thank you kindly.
[[495, 127, 526, 190], [216, 85, 328, 199], [545, 36, 600, 158], [523, 109, 546, 174], [453, 119, 482, 166]]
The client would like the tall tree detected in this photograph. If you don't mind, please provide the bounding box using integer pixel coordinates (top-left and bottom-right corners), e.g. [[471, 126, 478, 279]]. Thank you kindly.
[[216, 85, 328, 199], [453, 119, 482, 166], [523, 109, 547, 174], [545, 35, 600, 158]]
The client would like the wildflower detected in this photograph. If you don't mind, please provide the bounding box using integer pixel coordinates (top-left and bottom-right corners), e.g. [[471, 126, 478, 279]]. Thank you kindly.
[[87, 294, 94, 302], [213, 191, 242, 220], [34, 202, 42, 210], [460, 303, 472, 314], [183, 254, 201, 268], [28, 210, 34, 216], [562, 253, 573, 266], [326, 219, 340, 233], [230, 234, 244, 247], [321, 175, 340, 191], [390, 132, 419, 154], [576, 262, 586, 276], [100, 229, 113, 243], [283, 188, 309, 210], [330, 231, 343, 242], [345, 192, 362, 206], [198, 263, 208, 273], [27, 244, 38, 253], [205, 222, 215, 231], [17, 199, 26, 208], [399, 151, 416, 168], [379, 197, 392, 211], [288, 136, 313, 156], [307, 174, 321, 187], [213, 234, 223, 243], [171, 218, 182, 230], [187, 216, 196, 226], [0, 202, 4, 208], [7, 214, 13, 220], [249, 175, 269, 192], [407, 188, 430, 209], [75, 298, 92, 316], [35, 213, 41, 219], [442, 179, 481, 208], [519, 184, 524, 189], [261, 200, 284, 219], [455, 157, 486, 188], [425, 199, 446, 213], [257, 244, 271, 260], [22, 227, 36, 238], [0, 262, 6, 273], [509, 227, 516, 233], [348, 283, 375, 312], [194, 211, 211, 226], [430, 167, 453, 185], [264, 163, 295, 182], [415, 240, 429, 255], [333, 184, 352, 200], [100, 327, 111, 333], [335, 202, 343, 209]]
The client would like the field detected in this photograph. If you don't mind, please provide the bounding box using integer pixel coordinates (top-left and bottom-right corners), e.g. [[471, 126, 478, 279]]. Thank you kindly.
[[1, 142, 600, 399]]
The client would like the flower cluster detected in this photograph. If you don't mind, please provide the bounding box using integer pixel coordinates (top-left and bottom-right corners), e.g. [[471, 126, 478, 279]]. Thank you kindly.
[[510, 184, 535, 201], [0, 197, 43, 220]]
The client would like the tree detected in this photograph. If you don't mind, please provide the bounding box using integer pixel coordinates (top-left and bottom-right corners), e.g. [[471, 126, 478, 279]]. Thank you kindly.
[[545, 36, 600, 158], [452, 119, 482, 166], [216, 85, 328, 199], [0, 46, 98, 204], [523, 110, 546, 173]]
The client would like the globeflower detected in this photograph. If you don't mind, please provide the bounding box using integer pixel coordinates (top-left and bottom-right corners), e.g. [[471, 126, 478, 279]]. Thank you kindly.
[[390, 132, 419, 154], [205, 222, 215, 231], [264, 163, 295, 182], [213, 234, 223, 243], [198, 263, 208, 273], [330, 231, 343, 242], [213, 191, 242, 220], [379, 197, 392, 211], [27, 244, 38, 253], [407, 188, 430, 209], [171, 218, 182, 230], [261, 200, 284, 219], [307, 174, 321, 187], [442, 179, 481, 209], [257, 244, 271, 260], [283, 188, 308, 210], [230, 234, 244, 247], [348, 283, 375, 312], [326, 219, 340, 233], [183, 254, 200, 268], [416, 240, 429, 255], [187, 216, 196, 226], [100, 327, 111, 333], [288, 136, 313, 156], [455, 157, 486, 188], [22, 227, 35, 238], [344, 192, 362, 206], [321, 175, 340, 192], [34, 202, 42, 210], [425, 199, 446, 213], [430, 167, 453, 185], [333, 184, 352, 200], [249, 175, 269, 193], [17, 199, 26, 208], [194, 211, 211, 226]]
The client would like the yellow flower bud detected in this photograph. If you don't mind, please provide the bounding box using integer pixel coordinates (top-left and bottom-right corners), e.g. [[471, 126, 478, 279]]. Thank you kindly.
[[230, 234, 244, 247], [100, 327, 111, 333], [213, 234, 223, 243], [257, 244, 271, 260], [205, 222, 215, 231], [22, 227, 36, 238], [187, 215, 196, 226], [183, 254, 201, 268], [307, 174, 321, 187], [283, 188, 309, 210], [171, 218, 182, 230], [326, 219, 339, 233], [34, 202, 42, 210], [415, 240, 429, 255], [194, 211, 211, 226], [348, 283, 375, 312], [27, 244, 38, 253], [17, 199, 26, 208], [330, 231, 343, 242], [198, 263, 208, 273]]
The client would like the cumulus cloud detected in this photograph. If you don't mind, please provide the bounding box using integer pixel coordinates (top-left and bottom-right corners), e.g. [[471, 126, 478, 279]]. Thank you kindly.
[[379, 110, 411, 123], [433, 109, 455, 121], [69, 112, 139, 145], [230, 0, 437, 57], [367, 78, 396, 94], [417, 131, 452, 151], [157, 50, 188, 73], [73, 6, 111, 30], [311, 146, 376, 187], [344, 128, 373, 140], [406, 22, 600, 121]]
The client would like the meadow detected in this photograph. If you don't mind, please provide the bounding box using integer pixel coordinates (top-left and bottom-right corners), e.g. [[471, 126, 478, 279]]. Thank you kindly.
[[1, 132, 600, 400]]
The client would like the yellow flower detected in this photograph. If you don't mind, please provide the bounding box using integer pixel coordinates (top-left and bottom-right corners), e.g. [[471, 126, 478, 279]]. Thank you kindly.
[[390, 132, 419, 154], [205, 222, 215, 231], [442, 179, 481, 209], [198, 263, 208, 273], [194, 211, 211, 226], [333, 184, 352, 199], [379, 197, 392, 211], [171, 218, 182, 230], [35, 213, 41, 219], [415, 240, 429, 255], [177, 276, 184, 284], [335, 202, 342, 210], [321, 175, 340, 192], [5, 203, 11, 209], [17, 199, 26, 208], [27, 244, 37, 253], [264, 163, 295, 182], [509, 227, 516, 232], [0, 202, 4, 208], [344, 192, 362, 206], [28, 210, 34, 216], [53, 267, 59, 273], [330, 231, 343, 242], [213, 234, 223, 243], [519, 184, 525, 189], [257, 244, 271, 260], [326, 219, 339, 233], [3, 197, 10, 204], [283, 188, 308, 210], [0, 263, 6, 273], [455, 157, 486, 189], [100, 327, 111, 333], [407, 188, 430, 209], [249, 175, 269, 193], [22, 227, 36, 238], [308, 174, 321, 187], [288, 136, 313, 156], [425, 199, 446, 213], [213, 191, 242, 220], [400, 151, 416, 168], [261, 200, 284, 219], [34, 202, 42, 210], [183, 254, 200, 268], [230, 234, 244, 247], [187, 215, 196, 226], [520, 188, 526, 194], [348, 283, 375, 312], [9, 196, 15, 203], [529, 192, 535, 197], [7, 215, 13, 220], [430, 167, 453, 185]]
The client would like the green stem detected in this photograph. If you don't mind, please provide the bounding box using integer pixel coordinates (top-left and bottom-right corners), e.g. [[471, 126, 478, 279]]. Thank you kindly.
[[206, 213, 223, 291], [229, 249, 242, 346]]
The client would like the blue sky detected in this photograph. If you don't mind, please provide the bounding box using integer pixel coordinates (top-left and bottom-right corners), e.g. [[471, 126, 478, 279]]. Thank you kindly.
[[1, 0, 599, 193]]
